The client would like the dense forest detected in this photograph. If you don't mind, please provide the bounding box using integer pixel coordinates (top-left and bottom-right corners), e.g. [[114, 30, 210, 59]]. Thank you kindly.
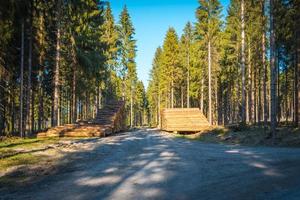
[[0, 0, 300, 138], [147, 0, 300, 136], [0, 0, 147, 136]]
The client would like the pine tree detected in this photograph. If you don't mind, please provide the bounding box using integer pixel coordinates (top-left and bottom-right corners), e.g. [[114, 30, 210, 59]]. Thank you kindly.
[[102, 2, 120, 100], [161, 28, 180, 108], [270, 0, 277, 136], [118, 6, 138, 127], [180, 22, 194, 108], [147, 47, 163, 126], [196, 0, 222, 125]]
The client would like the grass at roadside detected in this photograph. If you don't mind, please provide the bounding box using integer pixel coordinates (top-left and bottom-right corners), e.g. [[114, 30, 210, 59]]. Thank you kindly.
[[0, 136, 92, 187], [173, 126, 300, 147], [0, 137, 87, 172]]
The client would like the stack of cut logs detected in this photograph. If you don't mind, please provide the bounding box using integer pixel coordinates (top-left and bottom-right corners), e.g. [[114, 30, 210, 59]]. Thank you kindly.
[[37, 101, 126, 138], [161, 108, 210, 132]]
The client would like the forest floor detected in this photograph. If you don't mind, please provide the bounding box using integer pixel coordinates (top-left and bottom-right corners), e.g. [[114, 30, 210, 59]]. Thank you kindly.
[[174, 126, 300, 147], [1, 128, 300, 200], [0, 136, 98, 186]]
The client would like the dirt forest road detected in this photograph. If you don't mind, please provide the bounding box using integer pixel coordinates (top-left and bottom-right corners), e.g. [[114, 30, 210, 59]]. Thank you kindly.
[[2, 129, 300, 200]]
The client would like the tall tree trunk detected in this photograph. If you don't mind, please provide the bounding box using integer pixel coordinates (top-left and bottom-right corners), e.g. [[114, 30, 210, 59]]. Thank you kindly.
[[201, 78, 204, 113], [258, 66, 262, 126], [295, 2, 300, 127], [215, 78, 218, 125], [38, 84, 43, 131], [241, 0, 246, 124], [187, 50, 190, 108], [26, 23, 33, 136], [208, 40, 212, 125], [72, 69, 76, 123], [262, 0, 268, 129], [181, 86, 184, 108], [20, 21, 25, 138], [254, 68, 257, 123], [158, 92, 161, 128], [130, 87, 133, 128], [71, 44, 77, 123], [31, 86, 34, 133], [171, 79, 174, 108], [294, 38, 300, 127], [270, 0, 277, 136], [247, 39, 252, 124], [53, 0, 61, 127]]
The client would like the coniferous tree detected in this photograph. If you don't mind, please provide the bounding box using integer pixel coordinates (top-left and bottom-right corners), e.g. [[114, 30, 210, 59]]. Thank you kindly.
[[161, 28, 180, 108], [118, 6, 138, 127], [196, 0, 222, 125]]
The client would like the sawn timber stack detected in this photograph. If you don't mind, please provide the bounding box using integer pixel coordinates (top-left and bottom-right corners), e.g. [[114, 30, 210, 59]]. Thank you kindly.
[[161, 108, 210, 132], [37, 101, 126, 138]]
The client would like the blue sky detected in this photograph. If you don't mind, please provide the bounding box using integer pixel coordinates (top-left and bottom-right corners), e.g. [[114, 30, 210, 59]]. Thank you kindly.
[[109, 0, 230, 88]]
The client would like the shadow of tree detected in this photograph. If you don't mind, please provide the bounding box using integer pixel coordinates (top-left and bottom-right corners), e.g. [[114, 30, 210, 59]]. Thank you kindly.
[[1, 129, 300, 200]]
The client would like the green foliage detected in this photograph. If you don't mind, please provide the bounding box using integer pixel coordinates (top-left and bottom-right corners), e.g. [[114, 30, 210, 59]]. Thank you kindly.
[[147, 0, 299, 128]]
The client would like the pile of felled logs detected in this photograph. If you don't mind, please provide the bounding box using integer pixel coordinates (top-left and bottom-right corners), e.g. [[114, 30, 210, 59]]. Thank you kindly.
[[37, 100, 126, 138], [161, 108, 210, 132]]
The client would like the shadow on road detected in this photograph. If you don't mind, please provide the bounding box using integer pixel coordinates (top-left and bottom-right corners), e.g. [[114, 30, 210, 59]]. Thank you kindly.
[[2, 129, 300, 200]]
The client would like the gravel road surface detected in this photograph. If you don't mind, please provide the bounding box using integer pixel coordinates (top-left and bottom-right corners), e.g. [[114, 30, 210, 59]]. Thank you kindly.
[[2, 129, 300, 200]]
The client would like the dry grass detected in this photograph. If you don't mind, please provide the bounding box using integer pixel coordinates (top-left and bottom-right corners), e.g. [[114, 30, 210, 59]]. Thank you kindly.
[[174, 126, 300, 147], [0, 136, 89, 187], [0, 137, 85, 172]]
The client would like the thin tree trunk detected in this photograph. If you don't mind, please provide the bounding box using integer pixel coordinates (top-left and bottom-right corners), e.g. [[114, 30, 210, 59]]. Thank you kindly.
[[270, 0, 277, 136], [286, 67, 288, 123], [201, 78, 204, 113], [254, 68, 257, 123], [215, 79, 218, 125], [241, 0, 246, 124], [38, 86, 43, 131], [53, 0, 61, 127], [181, 86, 184, 108], [208, 40, 212, 125], [171, 79, 174, 108], [20, 21, 25, 138], [26, 23, 33, 136], [72, 69, 76, 123], [187, 49, 190, 108], [158, 92, 161, 128], [295, 4, 300, 127], [262, 0, 268, 129], [247, 40, 252, 124], [258, 66, 262, 125], [130, 88, 133, 128], [31, 86, 35, 133]]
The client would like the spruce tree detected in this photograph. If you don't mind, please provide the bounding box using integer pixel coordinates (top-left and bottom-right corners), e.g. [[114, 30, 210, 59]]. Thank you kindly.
[[161, 28, 180, 108], [196, 0, 222, 125], [118, 6, 138, 127]]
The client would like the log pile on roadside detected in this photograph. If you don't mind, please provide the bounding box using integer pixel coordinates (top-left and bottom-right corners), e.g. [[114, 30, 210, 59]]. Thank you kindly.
[[161, 108, 210, 132], [37, 101, 126, 138]]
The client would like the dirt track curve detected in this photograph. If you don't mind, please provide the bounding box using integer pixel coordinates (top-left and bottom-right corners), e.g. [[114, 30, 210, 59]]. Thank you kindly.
[[2, 128, 300, 200]]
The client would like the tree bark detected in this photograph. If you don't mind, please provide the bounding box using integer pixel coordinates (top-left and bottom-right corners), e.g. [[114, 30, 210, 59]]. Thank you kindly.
[[187, 48, 190, 108], [241, 0, 246, 124], [247, 39, 252, 124], [201, 78, 204, 113], [208, 40, 212, 125], [130, 87, 133, 128], [181, 86, 184, 108], [262, 0, 268, 129], [295, 2, 300, 127], [53, 0, 61, 127], [72, 68, 76, 123], [171, 79, 174, 108], [270, 0, 277, 136], [20, 21, 25, 138], [26, 23, 33, 136]]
